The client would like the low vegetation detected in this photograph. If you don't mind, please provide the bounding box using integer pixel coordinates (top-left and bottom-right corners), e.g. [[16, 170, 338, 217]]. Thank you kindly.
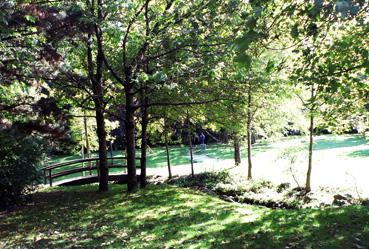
[[0, 131, 45, 210], [168, 170, 369, 209]]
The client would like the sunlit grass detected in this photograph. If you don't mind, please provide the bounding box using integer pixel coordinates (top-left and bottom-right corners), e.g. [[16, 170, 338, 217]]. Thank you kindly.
[[46, 135, 369, 195], [49, 134, 369, 166], [1, 184, 368, 248]]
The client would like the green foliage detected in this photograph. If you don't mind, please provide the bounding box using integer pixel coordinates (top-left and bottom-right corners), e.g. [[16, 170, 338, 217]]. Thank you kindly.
[[169, 170, 232, 189], [0, 132, 45, 209], [169, 170, 305, 208], [69, 108, 119, 153], [2, 0, 369, 211], [234, 53, 252, 68]]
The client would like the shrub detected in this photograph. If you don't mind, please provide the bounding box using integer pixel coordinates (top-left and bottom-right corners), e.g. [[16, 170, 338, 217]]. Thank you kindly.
[[0, 131, 46, 209], [215, 183, 245, 196], [168, 170, 231, 189]]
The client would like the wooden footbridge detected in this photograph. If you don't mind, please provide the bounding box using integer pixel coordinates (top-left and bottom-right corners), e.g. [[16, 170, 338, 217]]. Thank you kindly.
[[42, 157, 141, 187]]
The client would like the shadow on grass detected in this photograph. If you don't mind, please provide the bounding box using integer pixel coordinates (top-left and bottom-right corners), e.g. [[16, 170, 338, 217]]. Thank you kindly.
[[147, 145, 190, 168], [313, 136, 367, 151], [1, 184, 368, 248], [344, 149, 369, 158], [200, 143, 272, 161], [48, 142, 273, 172]]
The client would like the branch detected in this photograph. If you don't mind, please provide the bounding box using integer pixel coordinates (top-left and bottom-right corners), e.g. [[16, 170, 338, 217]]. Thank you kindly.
[[122, 1, 148, 68], [146, 98, 226, 108], [143, 42, 227, 63], [0, 101, 33, 112]]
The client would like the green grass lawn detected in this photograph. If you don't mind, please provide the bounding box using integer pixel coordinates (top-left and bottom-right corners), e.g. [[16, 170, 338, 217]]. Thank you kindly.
[[48, 144, 230, 167], [1, 184, 368, 248], [49, 135, 369, 167], [45, 135, 369, 190], [44, 142, 270, 183], [47, 142, 272, 172]]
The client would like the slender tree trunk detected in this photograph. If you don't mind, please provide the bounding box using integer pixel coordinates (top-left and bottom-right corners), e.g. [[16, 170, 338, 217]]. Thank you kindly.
[[83, 111, 90, 158], [83, 112, 89, 176], [234, 136, 241, 166], [305, 84, 315, 193], [95, 106, 109, 191], [124, 144, 127, 173], [189, 133, 194, 177], [247, 85, 253, 179], [110, 141, 113, 165], [81, 132, 85, 175], [247, 124, 252, 179], [125, 86, 138, 192], [140, 96, 148, 188], [187, 111, 194, 177], [164, 119, 172, 178], [305, 113, 314, 192]]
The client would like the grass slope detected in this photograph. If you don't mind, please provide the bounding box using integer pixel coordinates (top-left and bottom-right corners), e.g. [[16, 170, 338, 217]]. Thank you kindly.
[[1, 184, 368, 249]]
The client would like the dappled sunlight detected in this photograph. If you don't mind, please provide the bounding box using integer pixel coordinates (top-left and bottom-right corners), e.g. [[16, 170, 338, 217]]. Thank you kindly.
[[2, 0, 369, 247], [344, 148, 369, 158], [313, 135, 368, 151], [48, 135, 369, 198], [1, 184, 368, 248]]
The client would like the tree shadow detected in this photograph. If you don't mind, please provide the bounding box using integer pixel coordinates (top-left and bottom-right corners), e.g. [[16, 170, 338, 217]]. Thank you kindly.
[[343, 149, 369, 158], [313, 136, 367, 151], [2, 184, 368, 248], [211, 205, 369, 248]]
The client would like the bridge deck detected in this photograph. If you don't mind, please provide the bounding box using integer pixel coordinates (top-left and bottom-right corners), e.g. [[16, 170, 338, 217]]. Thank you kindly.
[[42, 156, 141, 187], [50, 174, 141, 186]]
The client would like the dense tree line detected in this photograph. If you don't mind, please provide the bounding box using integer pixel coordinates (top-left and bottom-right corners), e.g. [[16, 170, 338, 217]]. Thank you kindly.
[[1, 0, 369, 205]]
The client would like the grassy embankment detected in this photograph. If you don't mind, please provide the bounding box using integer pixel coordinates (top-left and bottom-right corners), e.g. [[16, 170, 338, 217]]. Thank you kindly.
[[1, 184, 368, 248]]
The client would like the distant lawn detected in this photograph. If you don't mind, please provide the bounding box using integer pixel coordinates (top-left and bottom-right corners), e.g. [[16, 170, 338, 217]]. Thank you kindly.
[[45, 135, 369, 189], [1, 184, 368, 248], [47, 142, 273, 169], [45, 142, 272, 183], [48, 134, 369, 167]]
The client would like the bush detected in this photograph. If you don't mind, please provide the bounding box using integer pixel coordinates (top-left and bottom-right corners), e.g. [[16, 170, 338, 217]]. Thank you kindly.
[[0, 132, 46, 209], [169, 171, 307, 208], [168, 170, 231, 189]]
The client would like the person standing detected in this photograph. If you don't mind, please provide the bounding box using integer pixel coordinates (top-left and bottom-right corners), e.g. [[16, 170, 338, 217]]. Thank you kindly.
[[199, 132, 206, 151]]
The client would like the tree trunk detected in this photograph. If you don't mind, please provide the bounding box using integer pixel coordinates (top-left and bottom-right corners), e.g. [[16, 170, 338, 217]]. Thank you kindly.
[[83, 111, 90, 176], [125, 86, 137, 192], [305, 84, 315, 193], [86, 1, 108, 191], [189, 133, 194, 177], [234, 136, 241, 166], [247, 85, 252, 180], [81, 132, 85, 176], [247, 124, 252, 179], [95, 106, 108, 192], [187, 111, 194, 177], [140, 96, 148, 188], [164, 119, 172, 178], [83, 111, 90, 158], [110, 141, 113, 158]]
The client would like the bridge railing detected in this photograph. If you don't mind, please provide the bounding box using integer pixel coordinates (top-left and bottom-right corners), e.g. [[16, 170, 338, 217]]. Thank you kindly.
[[42, 156, 141, 186]]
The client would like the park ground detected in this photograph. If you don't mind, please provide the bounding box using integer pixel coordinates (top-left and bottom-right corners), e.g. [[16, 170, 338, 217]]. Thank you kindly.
[[1, 184, 369, 249], [2, 134, 369, 248], [50, 134, 369, 197]]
